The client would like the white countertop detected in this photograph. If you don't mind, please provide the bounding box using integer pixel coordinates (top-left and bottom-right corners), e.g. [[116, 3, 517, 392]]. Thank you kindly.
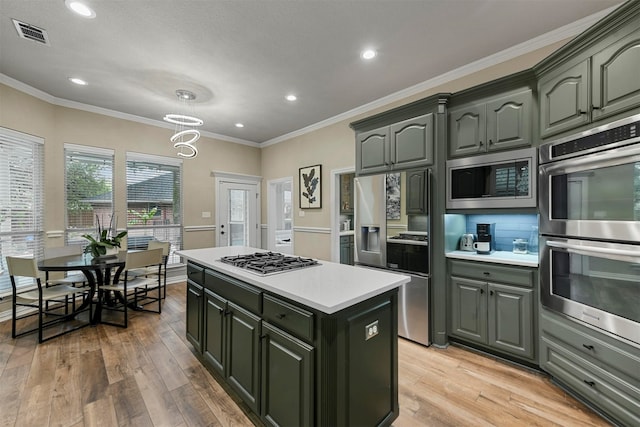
[[177, 247, 409, 314], [446, 250, 539, 267]]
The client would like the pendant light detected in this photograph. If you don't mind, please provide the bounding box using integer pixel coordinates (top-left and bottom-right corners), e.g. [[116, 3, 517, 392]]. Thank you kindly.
[[163, 89, 203, 158]]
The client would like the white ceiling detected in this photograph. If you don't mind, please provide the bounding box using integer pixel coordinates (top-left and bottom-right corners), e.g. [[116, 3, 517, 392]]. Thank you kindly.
[[0, 0, 624, 145]]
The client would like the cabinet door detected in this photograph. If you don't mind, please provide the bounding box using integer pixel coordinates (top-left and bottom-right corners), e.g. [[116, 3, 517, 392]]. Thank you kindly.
[[348, 236, 355, 266], [203, 289, 226, 375], [261, 322, 314, 427], [186, 280, 203, 353], [450, 277, 487, 344], [390, 113, 434, 169], [449, 103, 486, 157], [539, 60, 591, 138], [357, 127, 390, 175], [406, 170, 426, 214], [340, 236, 351, 265], [592, 29, 640, 121], [226, 301, 261, 413], [486, 90, 532, 152], [487, 284, 534, 360]]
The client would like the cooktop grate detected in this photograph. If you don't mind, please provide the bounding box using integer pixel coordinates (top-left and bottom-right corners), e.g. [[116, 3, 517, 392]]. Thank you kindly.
[[219, 252, 319, 275]]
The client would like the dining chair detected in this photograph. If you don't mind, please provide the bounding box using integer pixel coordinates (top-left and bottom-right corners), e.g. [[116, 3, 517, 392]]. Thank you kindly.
[[43, 244, 88, 287], [6, 256, 92, 343], [98, 248, 163, 328], [128, 240, 170, 299]]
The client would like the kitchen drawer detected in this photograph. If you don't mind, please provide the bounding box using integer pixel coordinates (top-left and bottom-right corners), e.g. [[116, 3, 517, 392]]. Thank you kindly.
[[187, 262, 204, 285], [204, 269, 261, 314], [263, 294, 314, 342], [449, 260, 533, 287], [540, 310, 640, 383], [540, 336, 640, 426]]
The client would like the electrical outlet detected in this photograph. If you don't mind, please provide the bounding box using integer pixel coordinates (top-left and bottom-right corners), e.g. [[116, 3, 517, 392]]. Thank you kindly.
[[365, 320, 379, 340]]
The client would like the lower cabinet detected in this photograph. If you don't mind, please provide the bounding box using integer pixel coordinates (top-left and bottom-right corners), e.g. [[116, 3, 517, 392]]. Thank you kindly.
[[540, 308, 640, 426], [203, 289, 261, 413], [449, 260, 536, 363], [340, 235, 354, 265], [261, 322, 314, 427], [186, 261, 399, 426], [186, 280, 203, 353]]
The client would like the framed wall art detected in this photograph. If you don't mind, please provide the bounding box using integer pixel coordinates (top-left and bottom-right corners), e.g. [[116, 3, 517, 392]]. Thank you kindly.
[[299, 164, 322, 209]]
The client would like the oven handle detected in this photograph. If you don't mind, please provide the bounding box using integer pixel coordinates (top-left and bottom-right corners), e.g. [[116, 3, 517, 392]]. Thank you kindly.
[[546, 240, 640, 261]]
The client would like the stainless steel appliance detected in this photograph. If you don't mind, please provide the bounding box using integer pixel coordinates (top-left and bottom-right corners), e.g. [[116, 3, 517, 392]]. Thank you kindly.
[[459, 233, 476, 251], [539, 113, 640, 345], [219, 252, 319, 275], [446, 147, 537, 209], [354, 171, 431, 346]]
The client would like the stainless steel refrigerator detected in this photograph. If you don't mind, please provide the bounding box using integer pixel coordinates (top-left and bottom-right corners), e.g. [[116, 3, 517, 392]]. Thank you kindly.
[[354, 171, 431, 346]]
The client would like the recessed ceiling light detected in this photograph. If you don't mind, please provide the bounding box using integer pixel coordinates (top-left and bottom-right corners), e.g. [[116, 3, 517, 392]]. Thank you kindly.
[[65, 0, 96, 18], [68, 77, 88, 85], [361, 49, 377, 60], [235, 123, 244, 128], [285, 94, 297, 102]]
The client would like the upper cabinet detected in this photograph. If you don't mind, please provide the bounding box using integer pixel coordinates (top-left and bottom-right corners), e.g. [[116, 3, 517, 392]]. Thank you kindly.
[[356, 113, 434, 174], [537, 3, 640, 139], [351, 94, 449, 176], [449, 89, 533, 158]]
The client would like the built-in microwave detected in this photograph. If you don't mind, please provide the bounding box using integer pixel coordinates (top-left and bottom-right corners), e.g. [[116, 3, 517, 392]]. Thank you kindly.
[[446, 147, 537, 209]]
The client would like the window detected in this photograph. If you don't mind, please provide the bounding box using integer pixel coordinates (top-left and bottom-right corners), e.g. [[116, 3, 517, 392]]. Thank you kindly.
[[0, 128, 44, 292], [65, 144, 115, 246], [126, 153, 182, 264]]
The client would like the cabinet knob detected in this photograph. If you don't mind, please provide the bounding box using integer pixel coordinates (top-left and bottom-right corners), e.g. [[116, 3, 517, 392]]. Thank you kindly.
[[488, 139, 493, 145], [591, 105, 600, 110], [480, 289, 485, 294], [483, 272, 490, 276], [489, 290, 494, 296], [479, 140, 483, 146], [276, 313, 286, 319], [582, 344, 595, 351], [578, 110, 587, 115], [583, 380, 596, 387]]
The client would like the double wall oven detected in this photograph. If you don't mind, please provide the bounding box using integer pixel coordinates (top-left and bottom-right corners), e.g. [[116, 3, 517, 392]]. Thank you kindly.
[[539, 113, 640, 346]]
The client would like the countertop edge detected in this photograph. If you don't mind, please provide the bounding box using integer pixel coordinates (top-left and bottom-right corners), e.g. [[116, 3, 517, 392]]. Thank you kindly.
[[445, 251, 539, 267], [177, 248, 409, 314]]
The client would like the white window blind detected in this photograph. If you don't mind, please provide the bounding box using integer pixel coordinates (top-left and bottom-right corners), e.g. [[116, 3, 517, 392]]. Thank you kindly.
[[0, 128, 44, 292], [64, 144, 115, 246], [126, 153, 182, 265]]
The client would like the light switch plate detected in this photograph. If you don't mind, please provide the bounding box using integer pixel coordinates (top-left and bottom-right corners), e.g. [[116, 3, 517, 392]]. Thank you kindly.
[[299, 210, 305, 217]]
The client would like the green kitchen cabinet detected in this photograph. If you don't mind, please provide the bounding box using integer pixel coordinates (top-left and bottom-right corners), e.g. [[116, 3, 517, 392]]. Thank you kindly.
[[261, 321, 314, 427], [540, 307, 640, 426], [226, 301, 261, 413], [340, 235, 354, 265], [448, 259, 536, 363], [186, 262, 205, 353], [536, 5, 640, 139], [186, 280, 204, 353], [406, 169, 427, 214], [449, 89, 532, 158], [355, 113, 434, 175]]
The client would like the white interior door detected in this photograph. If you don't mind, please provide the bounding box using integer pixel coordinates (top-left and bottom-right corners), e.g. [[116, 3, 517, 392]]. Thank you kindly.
[[268, 177, 293, 254], [218, 181, 258, 247]]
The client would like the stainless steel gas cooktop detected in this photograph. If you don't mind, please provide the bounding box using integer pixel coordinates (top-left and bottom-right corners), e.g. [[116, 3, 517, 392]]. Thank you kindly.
[[219, 252, 319, 275]]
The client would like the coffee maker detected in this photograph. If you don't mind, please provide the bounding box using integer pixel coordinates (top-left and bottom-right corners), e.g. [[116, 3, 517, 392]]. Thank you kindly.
[[475, 223, 495, 254]]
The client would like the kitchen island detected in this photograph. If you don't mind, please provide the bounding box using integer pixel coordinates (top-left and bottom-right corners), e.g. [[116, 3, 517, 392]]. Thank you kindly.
[[177, 247, 409, 427]]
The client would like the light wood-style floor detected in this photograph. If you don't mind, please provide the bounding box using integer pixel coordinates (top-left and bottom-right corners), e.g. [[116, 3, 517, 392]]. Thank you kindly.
[[0, 282, 611, 427]]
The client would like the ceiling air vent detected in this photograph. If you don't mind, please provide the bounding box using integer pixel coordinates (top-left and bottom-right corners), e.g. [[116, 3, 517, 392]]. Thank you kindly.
[[12, 19, 50, 45]]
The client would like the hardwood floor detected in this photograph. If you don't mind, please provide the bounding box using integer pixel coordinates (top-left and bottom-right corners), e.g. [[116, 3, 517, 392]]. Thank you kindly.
[[0, 282, 610, 427]]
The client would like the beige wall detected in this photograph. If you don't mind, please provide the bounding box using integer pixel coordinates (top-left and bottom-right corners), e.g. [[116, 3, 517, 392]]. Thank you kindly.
[[0, 84, 261, 250], [1, 39, 567, 258]]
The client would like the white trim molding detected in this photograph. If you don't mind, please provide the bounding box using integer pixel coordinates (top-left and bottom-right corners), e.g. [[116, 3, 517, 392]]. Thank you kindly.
[[293, 226, 331, 234], [211, 170, 262, 183], [184, 225, 216, 232], [45, 230, 65, 238]]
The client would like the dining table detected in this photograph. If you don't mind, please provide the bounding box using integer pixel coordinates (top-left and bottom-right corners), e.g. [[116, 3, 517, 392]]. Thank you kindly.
[[38, 251, 127, 324]]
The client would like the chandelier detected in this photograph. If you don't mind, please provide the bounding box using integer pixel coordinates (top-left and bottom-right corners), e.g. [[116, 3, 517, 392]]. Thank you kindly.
[[163, 89, 203, 158]]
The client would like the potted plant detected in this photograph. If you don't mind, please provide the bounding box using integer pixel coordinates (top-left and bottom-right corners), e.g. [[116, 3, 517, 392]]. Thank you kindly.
[[82, 215, 128, 259]]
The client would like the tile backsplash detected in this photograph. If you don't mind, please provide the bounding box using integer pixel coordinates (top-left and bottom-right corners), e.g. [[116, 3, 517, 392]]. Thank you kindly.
[[466, 214, 539, 252]]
